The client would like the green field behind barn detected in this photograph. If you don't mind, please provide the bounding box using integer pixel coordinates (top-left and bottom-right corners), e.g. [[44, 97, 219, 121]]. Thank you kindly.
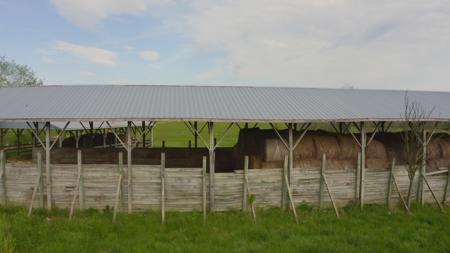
[[1, 204, 450, 253]]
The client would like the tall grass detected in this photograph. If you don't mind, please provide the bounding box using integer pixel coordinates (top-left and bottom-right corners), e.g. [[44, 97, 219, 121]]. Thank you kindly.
[[0, 204, 449, 253]]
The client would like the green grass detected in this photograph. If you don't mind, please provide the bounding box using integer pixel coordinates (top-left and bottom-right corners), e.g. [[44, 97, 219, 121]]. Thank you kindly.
[[1, 204, 450, 253]]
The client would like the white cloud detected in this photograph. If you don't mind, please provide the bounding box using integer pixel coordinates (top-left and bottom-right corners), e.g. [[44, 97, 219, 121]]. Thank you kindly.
[[180, 0, 450, 90], [139, 50, 160, 61], [51, 0, 171, 29], [53, 41, 117, 66], [80, 71, 96, 76]]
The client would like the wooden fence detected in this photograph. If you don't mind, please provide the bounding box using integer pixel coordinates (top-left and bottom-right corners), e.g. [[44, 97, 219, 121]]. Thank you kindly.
[[1, 162, 449, 214]]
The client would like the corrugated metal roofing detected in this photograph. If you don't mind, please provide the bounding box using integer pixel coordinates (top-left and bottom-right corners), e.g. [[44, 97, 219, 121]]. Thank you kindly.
[[0, 85, 449, 123]]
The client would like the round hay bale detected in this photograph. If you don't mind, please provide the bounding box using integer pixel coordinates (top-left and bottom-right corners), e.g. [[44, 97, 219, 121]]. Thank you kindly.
[[264, 139, 287, 162], [294, 158, 321, 169], [327, 159, 355, 170], [427, 138, 441, 159], [336, 135, 359, 159], [294, 135, 315, 159], [366, 158, 389, 169], [366, 140, 387, 159], [313, 135, 340, 159], [261, 161, 283, 169], [439, 136, 450, 158]]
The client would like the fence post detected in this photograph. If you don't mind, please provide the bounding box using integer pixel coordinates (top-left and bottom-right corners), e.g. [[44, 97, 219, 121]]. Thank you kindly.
[[161, 152, 166, 224], [243, 156, 248, 211], [355, 152, 361, 202], [202, 156, 207, 223], [319, 154, 325, 208], [37, 151, 44, 208], [113, 152, 123, 222], [0, 149, 6, 205], [386, 158, 395, 209], [442, 167, 450, 205], [78, 150, 84, 210]]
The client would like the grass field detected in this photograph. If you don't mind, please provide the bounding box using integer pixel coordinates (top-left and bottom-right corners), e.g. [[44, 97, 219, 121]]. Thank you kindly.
[[1, 204, 450, 253]]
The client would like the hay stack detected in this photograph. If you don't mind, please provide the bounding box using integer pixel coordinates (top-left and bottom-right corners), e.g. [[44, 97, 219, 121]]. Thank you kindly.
[[312, 135, 340, 159], [294, 135, 316, 159], [336, 135, 359, 159], [366, 140, 387, 160], [264, 139, 287, 162], [439, 136, 450, 158]]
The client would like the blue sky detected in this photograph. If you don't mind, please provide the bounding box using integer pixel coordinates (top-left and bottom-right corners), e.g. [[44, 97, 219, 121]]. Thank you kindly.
[[1, 0, 450, 90]]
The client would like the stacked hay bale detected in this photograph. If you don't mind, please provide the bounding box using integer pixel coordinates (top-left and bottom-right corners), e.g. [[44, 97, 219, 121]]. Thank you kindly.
[[235, 128, 390, 170]]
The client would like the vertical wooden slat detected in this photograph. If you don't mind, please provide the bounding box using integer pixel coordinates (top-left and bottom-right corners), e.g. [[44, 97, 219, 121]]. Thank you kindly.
[[355, 152, 361, 201], [319, 153, 325, 208], [78, 150, 84, 210], [284, 156, 298, 224], [45, 122, 51, 210], [360, 123, 366, 208], [161, 152, 166, 224], [208, 122, 215, 212], [288, 123, 293, 191], [242, 156, 248, 211], [202, 156, 207, 223], [28, 152, 43, 217], [386, 158, 395, 209], [113, 152, 123, 222], [442, 168, 450, 205], [419, 130, 427, 205], [38, 151, 44, 208], [127, 121, 133, 213], [0, 149, 6, 205]]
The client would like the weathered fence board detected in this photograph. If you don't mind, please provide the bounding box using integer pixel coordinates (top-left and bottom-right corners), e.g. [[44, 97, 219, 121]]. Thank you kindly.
[[0, 162, 448, 211]]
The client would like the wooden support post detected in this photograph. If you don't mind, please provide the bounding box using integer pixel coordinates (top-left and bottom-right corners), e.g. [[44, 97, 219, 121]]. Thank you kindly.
[[45, 122, 51, 211], [242, 156, 248, 211], [284, 156, 298, 224], [78, 150, 84, 210], [418, 130, 427, 205], [386, 158, 395, 209], [69, 150, 83, 220], [208, 122, 215, 212], [442, 168, 450, 205], [288, 123, 294, 191], [127, 121, 133, 214], [0, 129, 4, 149], [161, 152, 166, 224], [0, 149, 6, 205], [355, 152, 361, 201], [319, 154, 325, 208], [58, 131, 63, 148], [194, 121, 198, 148], [242, 156, 256, 222], [321, 154, 340, 218], [359, 122, 366, 208], [423, 176, 444, 212], [37, 151, 44, 208], [142, 121, 146, 148], [202, 156, 207, 223], [113, 152, 123, 222], [392, 170, 410, 213], [28, 151, 42, 217]]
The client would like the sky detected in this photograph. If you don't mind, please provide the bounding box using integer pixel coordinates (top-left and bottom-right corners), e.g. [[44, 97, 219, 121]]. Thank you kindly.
[[1, 0, 450, 91]]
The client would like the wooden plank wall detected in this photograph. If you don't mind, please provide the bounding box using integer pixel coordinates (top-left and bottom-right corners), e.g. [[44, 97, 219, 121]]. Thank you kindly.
[[0, 163, 447, 211]]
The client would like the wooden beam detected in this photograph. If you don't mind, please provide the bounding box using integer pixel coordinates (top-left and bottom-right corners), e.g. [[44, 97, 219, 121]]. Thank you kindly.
[[423, 176, 444, 212], [160, 152, 166, 224], [321, 154, 340, 218], [28, 151, 42, 217], [443, 168, 450, 205], [202, 156, 207, 223], [0, 149, 5, 205], [208, 122, 215, 212], [78, 150, 84, 210], [113, 152, 123, 223], [69, 150, 83, 220], [45, 122, 52, 210], [127, 121, 133, 214], [386, 158, 395, 209], [284, 156, 298, 224], [359, 122, 366, 208], [242, 156, 249, 211]]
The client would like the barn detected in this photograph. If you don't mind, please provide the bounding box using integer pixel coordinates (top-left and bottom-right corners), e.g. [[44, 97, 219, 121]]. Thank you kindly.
[[0, 85, 449, 220]]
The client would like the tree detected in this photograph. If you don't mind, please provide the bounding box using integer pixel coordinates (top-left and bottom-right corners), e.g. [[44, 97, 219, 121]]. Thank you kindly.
[[0, 56, 43, 87], [402, 93, 436, 207]]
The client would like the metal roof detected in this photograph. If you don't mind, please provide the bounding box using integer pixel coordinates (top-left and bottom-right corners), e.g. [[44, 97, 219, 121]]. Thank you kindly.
[[0, 121, 128, 130], [0, 85, 449, 123]]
